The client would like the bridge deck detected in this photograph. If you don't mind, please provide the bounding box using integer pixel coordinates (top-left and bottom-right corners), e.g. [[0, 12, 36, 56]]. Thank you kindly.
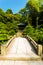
[[0, 37, 41, 60], [0, 37, 42, 65], [7, 37, 37, 56]]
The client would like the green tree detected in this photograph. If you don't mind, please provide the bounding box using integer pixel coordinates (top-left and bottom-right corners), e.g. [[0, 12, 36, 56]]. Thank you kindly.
[[19, 8, 30, 24], [6, 9, 13, 14], [26, 0, 42, 28]]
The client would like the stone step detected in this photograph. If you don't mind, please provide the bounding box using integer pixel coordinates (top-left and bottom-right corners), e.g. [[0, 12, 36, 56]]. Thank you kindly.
[[0, 55, 41, 61], [0, 61, 43, 65]]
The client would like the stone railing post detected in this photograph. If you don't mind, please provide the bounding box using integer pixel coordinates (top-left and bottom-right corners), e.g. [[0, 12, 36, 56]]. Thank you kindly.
[[42, 46, 43, 54], [37, 44, 42, 56], [1, 45, 6, 56]]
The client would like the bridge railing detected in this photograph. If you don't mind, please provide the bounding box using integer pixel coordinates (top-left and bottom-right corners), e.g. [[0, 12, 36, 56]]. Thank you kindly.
[[1, 35, 16, 56], [27, 35, 37, 50], [24, 35, 42, 56]]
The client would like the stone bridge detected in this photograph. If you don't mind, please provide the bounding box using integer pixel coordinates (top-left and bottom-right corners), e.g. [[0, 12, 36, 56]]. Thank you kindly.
[[0, 32, 43, 65]]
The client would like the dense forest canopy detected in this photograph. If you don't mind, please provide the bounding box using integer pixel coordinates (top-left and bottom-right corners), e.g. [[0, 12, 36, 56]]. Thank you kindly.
[[0, 0, 43, 45]]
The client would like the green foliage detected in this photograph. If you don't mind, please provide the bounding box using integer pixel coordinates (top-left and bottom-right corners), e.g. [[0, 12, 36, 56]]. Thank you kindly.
[[23, 25, 34, 35], [6, 9, 13, 14], [0, 34, 8, 41], [23, 25, 43, 45], [0, 9, 20, 44]]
